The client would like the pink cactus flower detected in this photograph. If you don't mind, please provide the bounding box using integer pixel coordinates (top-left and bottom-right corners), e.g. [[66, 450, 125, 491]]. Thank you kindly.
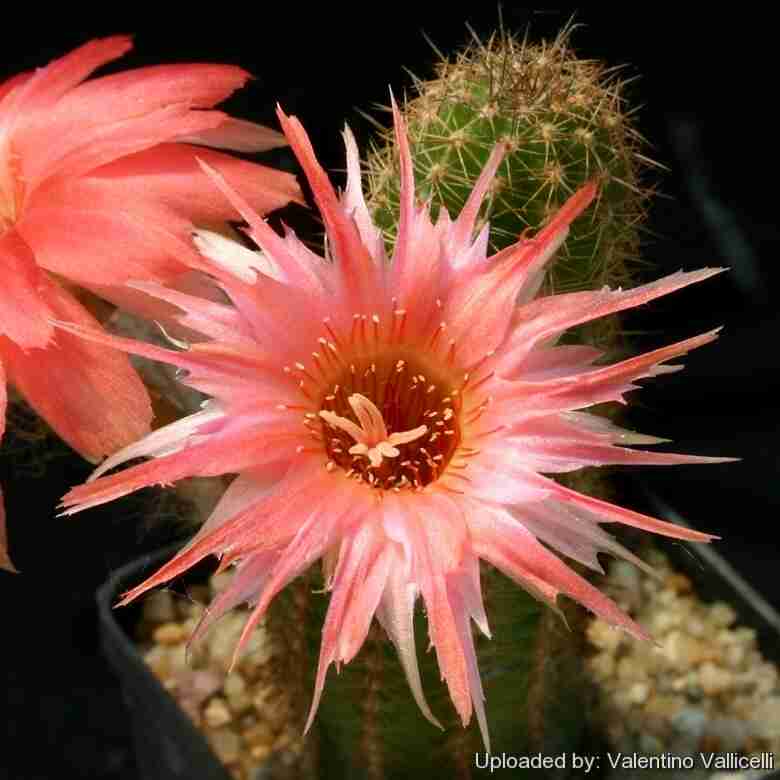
[[0, 37, 302, 568], [60, 103, 731, 748]]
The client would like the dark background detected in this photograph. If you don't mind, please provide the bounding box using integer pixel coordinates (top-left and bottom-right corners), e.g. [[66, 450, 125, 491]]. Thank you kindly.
[[1, 5, 777, 779]]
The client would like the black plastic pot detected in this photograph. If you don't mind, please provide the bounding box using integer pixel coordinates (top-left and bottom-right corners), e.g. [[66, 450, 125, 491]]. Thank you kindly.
[[97, 542, 232, 780], [97, 495, 780, 780]]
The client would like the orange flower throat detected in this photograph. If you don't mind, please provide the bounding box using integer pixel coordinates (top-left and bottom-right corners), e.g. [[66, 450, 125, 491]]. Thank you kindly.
[[317, 353, 463, 489]]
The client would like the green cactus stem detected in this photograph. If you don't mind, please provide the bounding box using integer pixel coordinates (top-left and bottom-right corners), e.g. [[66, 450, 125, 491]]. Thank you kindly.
[[366, 24, 654, 349]]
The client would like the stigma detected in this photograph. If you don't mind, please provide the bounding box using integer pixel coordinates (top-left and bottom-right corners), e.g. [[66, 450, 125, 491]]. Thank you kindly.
[[320, 394, 428, 468]]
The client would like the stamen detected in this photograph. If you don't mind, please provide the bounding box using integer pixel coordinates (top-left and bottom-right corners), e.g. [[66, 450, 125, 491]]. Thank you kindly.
[[323, 318, 343, 350], [393, 309, 407, 344]]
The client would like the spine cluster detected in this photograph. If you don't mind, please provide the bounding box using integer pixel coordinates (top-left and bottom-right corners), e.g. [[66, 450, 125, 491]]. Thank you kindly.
[[366, 26, 653, 347]]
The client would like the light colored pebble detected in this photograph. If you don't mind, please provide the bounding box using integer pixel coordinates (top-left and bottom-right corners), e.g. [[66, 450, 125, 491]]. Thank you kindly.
[[152, 622, 186, 646], [224, 674, 252, 714], [656, 588, 679, 607], [609, 562, 642, 602], [632, 642, 667, 676], [204, 697, 232, 728], [143, 646, 171, 678], [190, 669, 223, 700], [710, 602, 737, 628], [224, 673, 247, 700], [753, 663, 779, 696], [586, 621, 623, 653], [167, 644, 189, 674], [665, 573, 692, 594], [685, 616, 707, 638], [249, 744, 272, 763], [644, 694, 686, 721], [587, 653, 615, 681], [670, 676, 689, 693], [698, 662, 734, 695], [243, 720, 274, 747], [627, 682, 650, 705], [752, 696, 780, 739], [242, 642, 274, 669], [648, 609, 682, 634], [733, 626, 757, 645], [616, 656, 645, 681], [724, 643, 747, 668], [208, 727, 241, 764], [663, 630, 709, 666]]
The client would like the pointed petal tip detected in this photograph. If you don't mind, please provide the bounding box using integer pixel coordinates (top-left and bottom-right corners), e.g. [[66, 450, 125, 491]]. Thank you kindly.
[[115, 592, 134, 609], [89, 34, 135, 55], [623, 620, 653, 644], [0, 558, 19, 574]]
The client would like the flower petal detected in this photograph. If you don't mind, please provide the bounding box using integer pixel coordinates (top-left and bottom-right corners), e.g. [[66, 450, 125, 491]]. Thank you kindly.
[[389, 492, 474, 728], [87, 402, 226, 482], [123, 280, 253, 345], [61, 143, 302, 225], [305, 522, 393, 732], [0, 36, 132, 126], [491, 328, 723, 421], [443, 182, 597, 364], [500, 414, 735, 473], [189, 547, 281, 651], [232, 479, 372, 668], [277, 106, 378, 307], [113, 456, 326, 606], [15, 58, 264, 187], [447, 558, 490, 750], [467, 501, 649, 640], [19, 202, 201, 288], [375, 551, 443, 731], [529, 472, 719, 543], [342, 124, 385, 261], [3, 282, 151, 462], [179, 118, 287, 153], [60, 410, 300, 515], [197, 160, 328, 296], [0, 230, 54, 349], [448, 142, 506, 256], [498, 268, 726, 377]]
